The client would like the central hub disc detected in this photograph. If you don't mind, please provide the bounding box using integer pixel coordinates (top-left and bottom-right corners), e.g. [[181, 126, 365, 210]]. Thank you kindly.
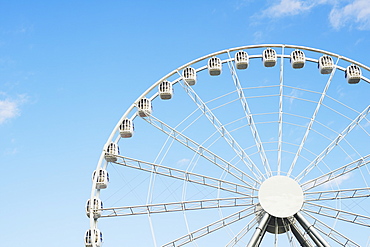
[[258, 176, 303, 218]]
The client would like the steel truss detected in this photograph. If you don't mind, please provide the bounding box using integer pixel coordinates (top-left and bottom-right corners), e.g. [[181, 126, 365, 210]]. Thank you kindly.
[[113, 154, 256, 196], [100, 196, 255, 217]]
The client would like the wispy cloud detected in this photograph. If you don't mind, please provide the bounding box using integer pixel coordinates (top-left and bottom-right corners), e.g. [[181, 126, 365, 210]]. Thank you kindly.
[[329, 0, 370, 30], [287, 88, 302, 105], [322, 172, 351, 189], [177, 158, 190, 168], [262, 0, 370, 30], [253, 31, 264, 44], [263, 0, 316, 17], [3, 139, 19, 156], [0, 93, 27, 124], [303, 171, 351, 190]]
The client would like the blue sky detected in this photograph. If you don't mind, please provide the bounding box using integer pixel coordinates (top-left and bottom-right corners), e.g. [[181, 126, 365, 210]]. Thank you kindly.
[[1, 1, 370, 246]]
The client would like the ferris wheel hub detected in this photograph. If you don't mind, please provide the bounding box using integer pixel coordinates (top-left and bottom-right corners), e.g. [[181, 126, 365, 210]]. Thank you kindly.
[[258, 175, 304, 218]]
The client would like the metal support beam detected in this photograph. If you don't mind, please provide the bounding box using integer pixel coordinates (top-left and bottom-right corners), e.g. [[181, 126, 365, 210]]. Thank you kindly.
[[247, 212, 270, 247], [294, 212, 330, 247], [289, 220, 315, 247]]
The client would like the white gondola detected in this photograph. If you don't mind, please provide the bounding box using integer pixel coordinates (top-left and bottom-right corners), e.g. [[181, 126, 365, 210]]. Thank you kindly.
[[104, 142, 119, 162], [137, 98, 152, 117], [290, 49, 305, 69], [183, 67, 197, 86], [158, 80, 173, 100], [235, 51, 249, 69], [93, 169, 109, 189], [345, 64, 362, 84], [208, 56, 222, 76], [318, 55, 334, 74], [119, 118, 134, 138], [86, 197, 103, 218], [262, 48, 277, 67], [85, 229, 103, 247]]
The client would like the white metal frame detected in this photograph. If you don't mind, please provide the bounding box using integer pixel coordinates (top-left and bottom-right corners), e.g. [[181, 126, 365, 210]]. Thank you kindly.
[[87, 44, 370, 247]]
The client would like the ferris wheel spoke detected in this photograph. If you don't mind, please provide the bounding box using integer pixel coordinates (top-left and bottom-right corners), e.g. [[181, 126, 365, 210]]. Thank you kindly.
[[295, 105, 370, 182], [161, 205, 257, 247], [99, 196, 255, 217], [303, 201, 370, 227], [112, 154, 256, 195], [277, 48, 285, 176], [302, 211, 361, 247], [288, 57, 339, 177], [224, 213, 260, 247], [179, 80, 266, 181], [305, 187, 370, 201], [301, 154, 370, 191], [142, 114, 260, 187], [226, 52, 272, 177]]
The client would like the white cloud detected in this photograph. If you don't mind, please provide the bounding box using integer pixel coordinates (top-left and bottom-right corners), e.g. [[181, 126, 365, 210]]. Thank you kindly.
[[287, 88, 302, 105], [263, 0, 317, 17], [177, 158, 190, 167], [302, 171, 351, 190], [4, 147, 18, 155], [253, 31, 264, 44], [262, 0, 370, 30], [0, 100, 19, 123], [322, 172, 351, 188], [329, 0, 370, 30], [0, 94, 27, 124]]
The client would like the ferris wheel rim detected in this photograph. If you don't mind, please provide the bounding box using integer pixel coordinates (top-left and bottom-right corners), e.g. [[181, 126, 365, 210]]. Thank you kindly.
[[101, 44, 369, 152]]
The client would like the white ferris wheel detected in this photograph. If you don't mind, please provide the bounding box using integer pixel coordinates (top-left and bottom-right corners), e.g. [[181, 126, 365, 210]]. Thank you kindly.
[[85, 44, 370, 247]]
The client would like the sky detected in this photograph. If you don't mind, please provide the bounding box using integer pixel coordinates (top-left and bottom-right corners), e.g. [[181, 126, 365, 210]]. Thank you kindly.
[[1, 0, 370, 246]]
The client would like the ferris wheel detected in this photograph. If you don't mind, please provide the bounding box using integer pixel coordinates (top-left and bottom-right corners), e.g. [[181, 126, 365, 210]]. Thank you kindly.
[[85, 44, 370, 247]]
